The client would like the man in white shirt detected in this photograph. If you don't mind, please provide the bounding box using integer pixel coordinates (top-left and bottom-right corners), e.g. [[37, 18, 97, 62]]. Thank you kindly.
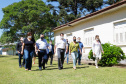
[[54, 33, 68, 70], [35, 34, 48, 70]]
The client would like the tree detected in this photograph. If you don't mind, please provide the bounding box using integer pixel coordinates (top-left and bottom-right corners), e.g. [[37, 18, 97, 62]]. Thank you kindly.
[[107, 0, 123, 5], [47, 0, 103, 25], [85, 0, 103, 13], [0, 0, 56, 43]]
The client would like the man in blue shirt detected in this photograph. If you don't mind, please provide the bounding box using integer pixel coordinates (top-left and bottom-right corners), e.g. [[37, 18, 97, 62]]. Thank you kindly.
[[77, 37, 85, 65]]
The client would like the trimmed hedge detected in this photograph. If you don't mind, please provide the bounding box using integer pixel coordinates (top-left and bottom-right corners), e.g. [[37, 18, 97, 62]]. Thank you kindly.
[[88, 43, 126, 66]]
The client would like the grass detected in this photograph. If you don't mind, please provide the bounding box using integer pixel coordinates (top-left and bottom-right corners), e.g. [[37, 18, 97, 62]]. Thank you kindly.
[[0, 55, 126, 84]]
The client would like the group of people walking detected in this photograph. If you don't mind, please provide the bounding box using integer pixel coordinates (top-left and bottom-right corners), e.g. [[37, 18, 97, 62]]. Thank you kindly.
[[16, 32, 54, 71], [16, 32, 104, 71]]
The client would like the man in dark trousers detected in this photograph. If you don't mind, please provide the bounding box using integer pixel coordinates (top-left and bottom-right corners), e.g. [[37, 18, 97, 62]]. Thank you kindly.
[[64, 39, 69, 64], [77, 37, 85, 65], [35, 34, 48, 70], [16, 37, 25, 68], [54, 33, 68, 70], [47, 40, 54, 65]]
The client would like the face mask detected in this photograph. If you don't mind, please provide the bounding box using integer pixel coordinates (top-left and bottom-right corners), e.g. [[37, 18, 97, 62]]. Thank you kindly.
[[50, 42, 52, 44], [73, 39, 76, 42], [20, 40, 23, 42], [78, 40, 80, 42], [41, 37, 44, 40], [28, 36, 32, 39], [60, 36, 64, 39], [96, 38, 99, 41]]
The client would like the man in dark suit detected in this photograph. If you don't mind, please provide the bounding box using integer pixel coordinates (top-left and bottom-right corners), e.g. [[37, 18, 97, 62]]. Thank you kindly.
[[47, 40, 54, 65], [16, 37, 25, 68]]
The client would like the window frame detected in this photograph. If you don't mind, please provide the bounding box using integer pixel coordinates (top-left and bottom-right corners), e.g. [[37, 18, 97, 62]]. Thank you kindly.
[[84, 28, 94, 47], [113, 20, 126, 45]]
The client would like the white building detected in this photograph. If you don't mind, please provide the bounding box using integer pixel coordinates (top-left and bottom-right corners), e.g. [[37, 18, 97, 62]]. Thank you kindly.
[[0, 45, 2, 55], [2, 48, 15, 55], [53, 0, 126, 63], [0, 43, 16, 56]]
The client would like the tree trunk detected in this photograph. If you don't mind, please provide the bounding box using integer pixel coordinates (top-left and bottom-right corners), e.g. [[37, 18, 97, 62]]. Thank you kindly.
[[74, 0, 77, 17], [30, 29, 35, 38], [113, 0, 114, 4], [49, 31, 51, 40]]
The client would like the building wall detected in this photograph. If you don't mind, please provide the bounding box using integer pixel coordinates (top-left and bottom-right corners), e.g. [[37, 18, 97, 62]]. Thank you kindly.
[[0, 47, 2, 55], [2, 52, 8, 55], [2, 49, 16, 55], [54, 6, 126, 61]]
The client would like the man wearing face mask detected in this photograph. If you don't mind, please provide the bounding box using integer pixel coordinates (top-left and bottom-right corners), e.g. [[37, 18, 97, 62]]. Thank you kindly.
[[16, 37, 25, 68], [54, 33, 68, 70], [35, 34, 48, 70], [77, 37, 85, 65], [64, 39, 69, 64], [47, 40, 54, 65]]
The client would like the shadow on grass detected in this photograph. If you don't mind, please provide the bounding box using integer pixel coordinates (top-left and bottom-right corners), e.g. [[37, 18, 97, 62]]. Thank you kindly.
[[11, 58, 19, 59], [44, 66, 89, 70], [76, 66, 89, 69], [31, 64, 90, 71], [67, 63, 73, 64], [32, 69, 43, 71], [31, 66, 90, 71], [0, 55, 11, 58], [51, 64, 57, 65], [46, 66, 56, 68], [45, 67, 58, 70]]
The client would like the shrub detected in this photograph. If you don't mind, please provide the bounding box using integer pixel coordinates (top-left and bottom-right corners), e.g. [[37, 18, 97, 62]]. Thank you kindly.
[[88, 43, 126, 66]]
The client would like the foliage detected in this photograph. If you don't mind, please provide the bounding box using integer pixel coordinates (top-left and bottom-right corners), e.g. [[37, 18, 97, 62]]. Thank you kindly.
[[0, 0, 56, 43], [85, 0, 103, 13], [47, 0, 103, 25], [107, 0, 123, 5], [47, 0, 124, 25], [88, 43, 126, 66]]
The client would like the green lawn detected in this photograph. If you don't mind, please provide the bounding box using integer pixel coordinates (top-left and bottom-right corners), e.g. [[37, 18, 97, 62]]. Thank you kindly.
[[0, 55, 126, 84]]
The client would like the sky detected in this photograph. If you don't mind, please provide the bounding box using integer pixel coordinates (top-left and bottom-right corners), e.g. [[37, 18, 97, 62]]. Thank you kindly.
[[0, 0, 58, 37], [0, 0, 22, 37]]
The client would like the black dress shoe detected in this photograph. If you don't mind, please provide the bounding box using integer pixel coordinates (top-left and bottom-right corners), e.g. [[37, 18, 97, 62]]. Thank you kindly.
[[43, 67, 45, 70], [61, 67, 63, 69]]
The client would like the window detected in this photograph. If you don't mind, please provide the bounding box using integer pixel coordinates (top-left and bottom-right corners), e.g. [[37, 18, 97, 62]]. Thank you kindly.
[[66, 33, 72, 43], [116, 33, 118, 43], [125, 32, 126, 42], [114, 20, 126, 44], [84, 28, 94, 46]]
